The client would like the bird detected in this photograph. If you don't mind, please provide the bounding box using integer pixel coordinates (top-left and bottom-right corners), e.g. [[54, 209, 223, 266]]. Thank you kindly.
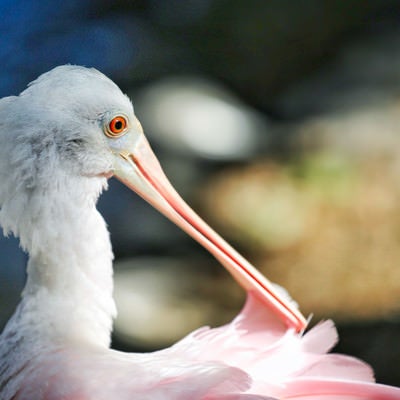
[[0, 66, 399, 400]]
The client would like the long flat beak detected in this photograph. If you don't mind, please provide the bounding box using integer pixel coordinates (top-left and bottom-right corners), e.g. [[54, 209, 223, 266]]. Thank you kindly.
[[113, 132, 307, 332]]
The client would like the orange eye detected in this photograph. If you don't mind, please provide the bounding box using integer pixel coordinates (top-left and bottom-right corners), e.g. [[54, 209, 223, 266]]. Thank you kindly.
[[105, 115, 128, 137]]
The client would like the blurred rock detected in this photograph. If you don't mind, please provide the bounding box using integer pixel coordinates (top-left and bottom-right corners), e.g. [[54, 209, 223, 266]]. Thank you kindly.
[[113, 257, 243, 349], [203, 162, 320, 251], [134, 76, 269, 161], [292, 102, 400, 164], [202, 153, 400, 322]]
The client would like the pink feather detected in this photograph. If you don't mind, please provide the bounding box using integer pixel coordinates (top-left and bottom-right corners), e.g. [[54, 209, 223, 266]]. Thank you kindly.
[[8, 292, 400, 400]]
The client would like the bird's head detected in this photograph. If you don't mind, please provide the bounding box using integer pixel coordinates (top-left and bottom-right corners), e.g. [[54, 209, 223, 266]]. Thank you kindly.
[[0, 66, 135, 185], [0, 65, 306, 332], [0, 66, 139, 237]]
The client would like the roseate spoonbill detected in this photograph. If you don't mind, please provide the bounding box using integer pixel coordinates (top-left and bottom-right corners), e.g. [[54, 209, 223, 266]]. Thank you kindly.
[[0, 66, 399, 400]]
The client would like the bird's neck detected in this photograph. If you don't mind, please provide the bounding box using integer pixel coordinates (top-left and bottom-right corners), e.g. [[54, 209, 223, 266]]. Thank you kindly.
[[7, 177, 116, 348]]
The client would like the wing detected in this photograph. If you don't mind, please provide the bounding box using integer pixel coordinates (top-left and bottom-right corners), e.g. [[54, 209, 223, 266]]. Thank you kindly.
[[10, 349, 275, 400], [7, 293, 400, 399], [167, 292, 400, 399]]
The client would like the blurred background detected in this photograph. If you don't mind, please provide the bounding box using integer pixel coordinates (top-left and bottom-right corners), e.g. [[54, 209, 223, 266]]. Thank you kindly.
[[1, 0, 400, 385]]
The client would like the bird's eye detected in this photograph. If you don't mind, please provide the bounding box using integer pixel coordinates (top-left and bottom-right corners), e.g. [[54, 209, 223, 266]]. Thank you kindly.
[[105, 115, 128, 138]]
